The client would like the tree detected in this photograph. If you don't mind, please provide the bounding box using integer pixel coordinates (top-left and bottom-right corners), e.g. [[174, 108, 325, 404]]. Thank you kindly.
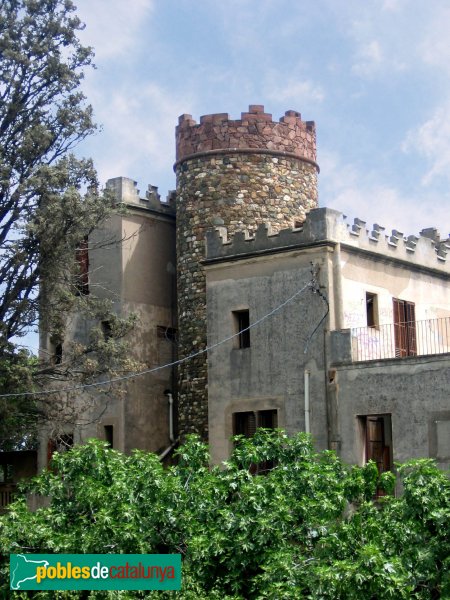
[[0, 431, 448, 599], [0, 0, 138, 446]]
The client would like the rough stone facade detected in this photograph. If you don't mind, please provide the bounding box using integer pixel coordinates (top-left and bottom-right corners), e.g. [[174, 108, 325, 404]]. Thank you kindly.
[[175, 105, 319, 438]]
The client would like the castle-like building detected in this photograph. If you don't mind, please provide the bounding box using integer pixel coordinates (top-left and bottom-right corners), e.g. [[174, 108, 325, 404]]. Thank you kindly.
[[35, 105, 450, 477]]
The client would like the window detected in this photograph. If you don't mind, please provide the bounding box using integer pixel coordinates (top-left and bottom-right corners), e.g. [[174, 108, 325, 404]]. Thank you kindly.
[[233, 310, 250, 348], [359, 414, 392, 496], [49, 336, 63, 365], [157, 326, 177, 343], [156, 326, 177, 365], [393, 298, 416, 357], [233, 409, 278, 473], [47, 434, 74, 467], [366, 292, 378, 328], [0, 464, 13, 484], [54, 342, 63, 365], [101, 320, 113, 339], [75, 238, 89, 295], [104, 425, 114, 448]]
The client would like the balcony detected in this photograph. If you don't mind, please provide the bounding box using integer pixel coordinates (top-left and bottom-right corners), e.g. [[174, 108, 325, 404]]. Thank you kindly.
[[350, 317, 450, 362]]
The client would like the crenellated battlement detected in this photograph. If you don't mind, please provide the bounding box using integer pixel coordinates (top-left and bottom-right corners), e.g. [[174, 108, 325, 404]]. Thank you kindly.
[[205, 207, 450, 271], [175, 104, 317, 166], [106, 177, 175, 216]]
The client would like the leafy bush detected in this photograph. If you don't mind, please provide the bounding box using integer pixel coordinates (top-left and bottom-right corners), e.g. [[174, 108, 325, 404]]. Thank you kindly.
[[1, 431, 448, 599]]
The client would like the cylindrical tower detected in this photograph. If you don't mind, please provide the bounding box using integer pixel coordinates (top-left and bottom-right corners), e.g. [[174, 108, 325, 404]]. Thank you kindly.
[[175, 104, 319, 439]]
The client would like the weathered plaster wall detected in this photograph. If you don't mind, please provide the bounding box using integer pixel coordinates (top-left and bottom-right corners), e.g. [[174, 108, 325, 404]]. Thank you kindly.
[[205, 206, 450, 467], [206, 248, 330, 465], [38, 178, 177, 469], [333, 355, 450, 471]]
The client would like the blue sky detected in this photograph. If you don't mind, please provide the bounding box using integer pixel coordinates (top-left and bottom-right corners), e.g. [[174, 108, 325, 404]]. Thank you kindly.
[[74, 0, 450, 237]]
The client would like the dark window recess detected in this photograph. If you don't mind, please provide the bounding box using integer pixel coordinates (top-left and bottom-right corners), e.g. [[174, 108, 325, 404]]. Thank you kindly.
[[233, 310, 250, 348], [101, 321, 113, 339], [360, 414, 393, 497], [156, 326, 178, 365], [233, 409, 278, 474], [393, 298, 416, 357], [0, 464, 14, 483], [234, 411, 257, 437], [75, 238, 89, 295], [54, 342, 63, 365], [104, 425, 114, 448], [366, 292, 378, 328], [157, 326, 177, 343], [47, 434, 74, 466]]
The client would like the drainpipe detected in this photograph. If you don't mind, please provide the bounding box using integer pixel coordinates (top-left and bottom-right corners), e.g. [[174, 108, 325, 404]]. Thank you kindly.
[[164, 390, 174, 442], [304, 369, 310, 434]]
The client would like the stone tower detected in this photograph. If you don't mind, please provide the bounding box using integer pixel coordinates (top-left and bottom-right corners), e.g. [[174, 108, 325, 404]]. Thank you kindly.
[[175, 104, 319, 439]]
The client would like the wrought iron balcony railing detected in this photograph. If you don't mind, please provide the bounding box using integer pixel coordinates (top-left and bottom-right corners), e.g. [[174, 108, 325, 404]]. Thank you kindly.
[[351, 317, 450, 362]]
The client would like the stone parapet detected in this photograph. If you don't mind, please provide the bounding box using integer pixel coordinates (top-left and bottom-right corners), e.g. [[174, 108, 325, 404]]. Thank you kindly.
[[205, 207, 450, 272], [106, 177, 175, 216], [176, 105, 317, 166]]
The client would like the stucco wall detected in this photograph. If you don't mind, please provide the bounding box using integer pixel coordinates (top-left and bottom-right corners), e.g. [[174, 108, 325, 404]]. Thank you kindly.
[[340, 248, 450, 329], [333, 354, 450, 471], [206, 248, 330, 464]]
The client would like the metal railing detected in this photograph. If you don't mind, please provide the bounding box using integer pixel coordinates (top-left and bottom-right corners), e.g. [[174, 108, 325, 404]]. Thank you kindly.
[[351, 317, 450, 362]]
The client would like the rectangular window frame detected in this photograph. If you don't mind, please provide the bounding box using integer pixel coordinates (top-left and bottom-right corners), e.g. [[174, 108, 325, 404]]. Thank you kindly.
[[232, 409, 278, 474], [232, 309, 251, 349], [366, 292, 379, 328], [104, 425, 114, 448], [393, 298, 416, 357], [358, 414, 393, 497]]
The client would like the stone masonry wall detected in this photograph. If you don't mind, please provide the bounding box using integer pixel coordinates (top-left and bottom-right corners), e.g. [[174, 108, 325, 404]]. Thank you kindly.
[[175, 105, 319, 439]]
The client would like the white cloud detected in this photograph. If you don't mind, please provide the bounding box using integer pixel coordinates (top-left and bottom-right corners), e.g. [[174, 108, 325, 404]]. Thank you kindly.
[[402, 101, 450, 185], [351, 40, 383, 77], [420, 6, 450, 72], [381, 0, 407, 12], [83, 82, 193, 194], [75, 0, 154, 61], [350, 36, 406, 78], [266, 79, 325, 104], [319, 150, 449, 236]]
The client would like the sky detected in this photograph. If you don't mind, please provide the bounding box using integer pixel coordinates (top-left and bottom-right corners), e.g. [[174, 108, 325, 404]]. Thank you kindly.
[[73, 0, 450, 239]]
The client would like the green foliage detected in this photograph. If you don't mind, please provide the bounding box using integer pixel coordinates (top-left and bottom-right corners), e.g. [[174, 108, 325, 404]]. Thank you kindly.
[[0, 432, 449, 599], [0, 0, 98, 346], [0, 348, 39, 449], [0, 0, 139, 447]]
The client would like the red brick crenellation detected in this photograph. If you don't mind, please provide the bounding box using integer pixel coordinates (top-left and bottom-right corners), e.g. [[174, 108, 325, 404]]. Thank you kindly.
[[175, 104, 317, 164]]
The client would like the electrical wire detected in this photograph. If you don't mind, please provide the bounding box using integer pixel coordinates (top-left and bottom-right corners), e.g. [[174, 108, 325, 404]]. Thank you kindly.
[[0, 279, 316, 399]]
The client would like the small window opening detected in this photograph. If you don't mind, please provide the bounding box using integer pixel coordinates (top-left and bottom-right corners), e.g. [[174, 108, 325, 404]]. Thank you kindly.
[[233, 310, 250, 348], [104, 425, 114, 448], [0, 464, 14, 483], [366, 293, 378, 328], [75, 238, 89, 295], [47, 433, 74, 466], [101, 320, 113, 339], [233, 409, 278, 474], [157, 326, 177, 343], [54, 342, 63, 365], [359, 414, 393, 497]]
